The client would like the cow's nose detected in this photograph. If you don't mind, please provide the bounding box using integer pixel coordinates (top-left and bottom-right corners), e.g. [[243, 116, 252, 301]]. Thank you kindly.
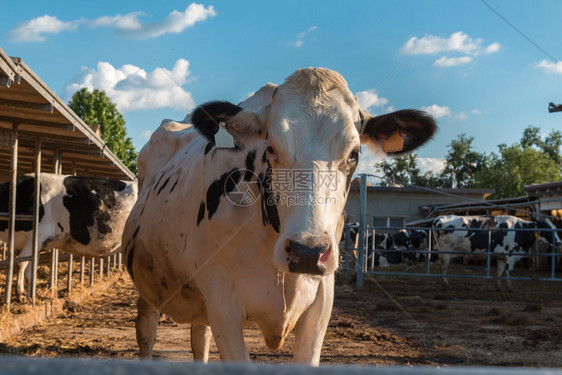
[[285, 239, 331, 275]]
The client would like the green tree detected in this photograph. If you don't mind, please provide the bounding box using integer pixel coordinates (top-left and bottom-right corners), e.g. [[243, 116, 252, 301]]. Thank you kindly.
[[475, 144, 561, 199], [376, 153, 445, 187], [440, 134, 488, 188], [520, 125, 562, 167], [68, 88, 137, 174]]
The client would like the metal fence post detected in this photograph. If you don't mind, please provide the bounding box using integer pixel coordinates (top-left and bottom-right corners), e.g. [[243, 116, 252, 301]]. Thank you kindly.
[[486, 229, 492, 279], [356, 174, 367, 289], [426, 230, 432, 275], [343, 225, 350, 281], [550, 231, 556, 279]]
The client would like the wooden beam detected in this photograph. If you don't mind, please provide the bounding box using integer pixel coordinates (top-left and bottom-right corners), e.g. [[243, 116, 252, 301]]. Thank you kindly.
[[0, 98, 53, 112]]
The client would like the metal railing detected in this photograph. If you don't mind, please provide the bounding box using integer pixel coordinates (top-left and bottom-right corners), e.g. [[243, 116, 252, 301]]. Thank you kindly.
[[340, 223, 561, 288]]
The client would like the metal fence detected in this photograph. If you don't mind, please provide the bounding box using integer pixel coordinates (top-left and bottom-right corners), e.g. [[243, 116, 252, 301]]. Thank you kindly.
[[341, 174, 562, 288], [340, 223, 561, 289]]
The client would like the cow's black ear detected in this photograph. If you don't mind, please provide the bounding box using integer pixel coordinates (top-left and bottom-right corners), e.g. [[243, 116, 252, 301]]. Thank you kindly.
[[191, 101, 244, 144], [360, 109, 437, 155]]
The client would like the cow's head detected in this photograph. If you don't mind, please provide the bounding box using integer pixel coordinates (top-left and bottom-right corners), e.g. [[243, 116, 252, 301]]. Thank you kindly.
[[192, 68, 436, 275], [537, 219, 562, 251]]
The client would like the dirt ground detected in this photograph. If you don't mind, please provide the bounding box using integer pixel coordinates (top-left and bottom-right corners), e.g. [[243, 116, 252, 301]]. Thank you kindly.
[[1, 264, 562, 367]]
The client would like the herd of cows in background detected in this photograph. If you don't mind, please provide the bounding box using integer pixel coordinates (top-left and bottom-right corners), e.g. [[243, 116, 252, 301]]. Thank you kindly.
[[0, 68, 561, 364], [342, 215, 562, 289]]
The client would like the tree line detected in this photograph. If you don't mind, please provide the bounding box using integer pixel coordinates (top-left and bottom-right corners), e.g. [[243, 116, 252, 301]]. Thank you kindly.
[[376, 127, 562, 199]]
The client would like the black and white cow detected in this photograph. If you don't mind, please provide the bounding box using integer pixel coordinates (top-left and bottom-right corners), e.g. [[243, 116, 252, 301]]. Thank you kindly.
[[123, 68, 436, 364], [0, 173, 137, 299], [392, 229, 429, 263], [433, 215, 562, 289], [339, 223, 399, 268]]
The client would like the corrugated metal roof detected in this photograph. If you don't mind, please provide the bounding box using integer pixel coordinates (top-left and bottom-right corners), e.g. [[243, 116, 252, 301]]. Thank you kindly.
[[0, 46, 135, 181]]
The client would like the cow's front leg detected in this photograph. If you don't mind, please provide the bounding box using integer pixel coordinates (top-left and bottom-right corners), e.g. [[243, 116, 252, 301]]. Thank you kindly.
[[16, 261, 29, 302], [136, 296, 161, 358], [205, 303, 248, 362], [439, 253, 451, 289], [198, 270, 249, 362], [293, 274, 334, 365], [505, 259, 514, 292], [496, 259, 507, 291], [191, 324, 212, 362]]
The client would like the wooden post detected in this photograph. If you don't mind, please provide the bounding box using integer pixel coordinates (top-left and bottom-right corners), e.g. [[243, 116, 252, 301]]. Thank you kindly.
[[90, 257, 95, 285], [67, 254, 73, 292], [80, 256, 85, 284], [30, 138, 41, 304], [4, 128, 18, 308]]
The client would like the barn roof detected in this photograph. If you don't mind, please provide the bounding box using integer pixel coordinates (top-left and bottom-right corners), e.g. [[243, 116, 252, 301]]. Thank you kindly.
[[0, 46, 135, 181], [523, 181, 562, 195]]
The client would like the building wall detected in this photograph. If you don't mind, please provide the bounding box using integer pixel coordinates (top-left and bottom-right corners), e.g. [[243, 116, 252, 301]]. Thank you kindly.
[[344, 187, 491, 227]]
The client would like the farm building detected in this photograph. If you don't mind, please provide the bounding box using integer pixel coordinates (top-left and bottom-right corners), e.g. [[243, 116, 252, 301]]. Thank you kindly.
[[345, 176, 562, 229], [524, 180, 562, 220], [344, 178, 493, 227], [0, 45, 135, 308], [0, 46, 135, 181]]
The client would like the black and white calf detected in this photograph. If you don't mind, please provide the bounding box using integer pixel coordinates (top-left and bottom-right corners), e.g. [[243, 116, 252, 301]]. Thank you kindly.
[[433, 215, 562, 289], [392, 229, 429, 262], [340, 223, 399, 267], [0, 173, 137, 299]]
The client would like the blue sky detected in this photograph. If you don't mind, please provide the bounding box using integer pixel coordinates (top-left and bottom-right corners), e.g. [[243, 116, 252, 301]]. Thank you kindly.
[[2, 1, 562, 176]]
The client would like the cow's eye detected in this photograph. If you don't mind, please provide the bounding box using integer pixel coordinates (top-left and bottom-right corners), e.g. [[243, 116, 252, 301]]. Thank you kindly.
[[264, 141, 278, 162], [348, 149, 359, 164]]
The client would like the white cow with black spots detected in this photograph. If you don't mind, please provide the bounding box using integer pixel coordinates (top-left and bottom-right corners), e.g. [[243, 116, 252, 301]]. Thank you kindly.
[[123, 68, 437, 364], [433, 215, 562, 290], [0, 173, 137, 300]]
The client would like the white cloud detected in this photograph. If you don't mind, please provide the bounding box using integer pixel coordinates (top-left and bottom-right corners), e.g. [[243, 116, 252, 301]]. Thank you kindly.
[[455, 112, 468, 121], [8, 3, 216, 42], [417, 157, 446, 175], [64, 59, 195, 112], [139, 130, 153, 141], [354, 146, 384, 185], [400, 31, 500, 69], [486, 42, 501, 54], [90, 12, 144, 30], [292, 26, 318, 48], [355, 89, 389, 112], [400, 31, 499, 56], [421, 104, 451, 119], [434, 56, 473, 67], [470, 109, 481, 115], [421, 104, 468, 121], [118, 3, 217, 39], [536, 60, 562, 74], [9, 15, 80, 42]]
